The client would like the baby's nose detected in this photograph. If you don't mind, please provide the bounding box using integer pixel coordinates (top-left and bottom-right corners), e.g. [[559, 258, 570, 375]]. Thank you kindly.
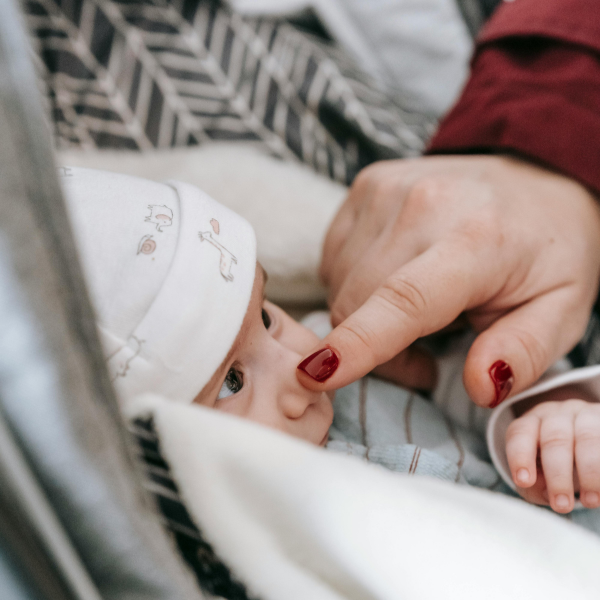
[[279, 386, 320, 420], [260, 330, 323, 421], [276, 354, 321, 420]]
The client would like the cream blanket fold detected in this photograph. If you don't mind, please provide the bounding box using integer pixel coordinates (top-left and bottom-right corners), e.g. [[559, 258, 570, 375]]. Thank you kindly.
[[128, 395, 600, 600]]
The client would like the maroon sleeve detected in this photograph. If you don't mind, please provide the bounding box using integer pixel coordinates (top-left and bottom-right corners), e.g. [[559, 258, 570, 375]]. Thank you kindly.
[[428, 0, 600, 195]]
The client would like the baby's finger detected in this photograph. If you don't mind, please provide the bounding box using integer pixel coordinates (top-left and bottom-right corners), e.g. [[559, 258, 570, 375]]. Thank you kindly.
[[505, 413, 541, 488], [516, 470, 549, 506], [575, 407, 600, 509], [539, 412, 575, 513]]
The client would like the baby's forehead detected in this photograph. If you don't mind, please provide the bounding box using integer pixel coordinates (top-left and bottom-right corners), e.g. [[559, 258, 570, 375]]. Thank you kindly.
[[193, 262, 264, 404], [236, 262, 266, 341]]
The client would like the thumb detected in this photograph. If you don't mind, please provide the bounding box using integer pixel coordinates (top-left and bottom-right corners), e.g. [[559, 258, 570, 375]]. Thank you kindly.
[[464, 288, 586, 408]]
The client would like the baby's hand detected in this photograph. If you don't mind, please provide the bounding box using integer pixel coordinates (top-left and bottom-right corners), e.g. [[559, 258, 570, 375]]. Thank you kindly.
[[505, 398, 600, 513]]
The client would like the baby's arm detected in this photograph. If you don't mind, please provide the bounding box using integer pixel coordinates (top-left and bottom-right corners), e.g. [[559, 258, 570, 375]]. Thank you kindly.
[[505, 385, 600, 513]]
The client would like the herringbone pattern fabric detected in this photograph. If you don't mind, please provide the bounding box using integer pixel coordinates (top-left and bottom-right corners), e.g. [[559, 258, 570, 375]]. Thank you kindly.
[[24, 0, 435, 184]]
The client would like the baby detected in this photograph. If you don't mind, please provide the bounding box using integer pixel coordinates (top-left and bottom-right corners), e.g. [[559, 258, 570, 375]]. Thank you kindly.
[[62, 167, 600, 523]]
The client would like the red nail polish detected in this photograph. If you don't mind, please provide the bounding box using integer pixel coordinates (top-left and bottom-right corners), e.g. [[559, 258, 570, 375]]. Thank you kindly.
[[297, 347, 339, 383], [489, 360, 514, 408]]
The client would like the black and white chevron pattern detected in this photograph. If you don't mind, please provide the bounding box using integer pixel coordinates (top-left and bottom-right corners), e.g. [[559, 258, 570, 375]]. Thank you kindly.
[[130, 417, 260, 600], [24, 0, 435, 184]]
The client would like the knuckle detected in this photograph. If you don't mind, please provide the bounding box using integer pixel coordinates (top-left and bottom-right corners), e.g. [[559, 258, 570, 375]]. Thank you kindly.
[[581, 403, 600, 418], [335, 320, 379, 365], [574, 425, 600, 445], [506, 447, 532, 468], [540, 432, 571, 452], [546, 479, 572, 494], [577, 463, 600, 484], [563, 398, 586, 410], [379, 274, 428, 328], [329, 298, 350, 328], [403, 178, 442, 214], [329, 306, 344, 328], [530, 400, 559, 416], [509, 328, 549, 382], [368, 180, 398, 214], [459, 210, 501, 246], [348, 166, 382, 210], [352, 164, 378, 192], [505, 418, 533, 442]]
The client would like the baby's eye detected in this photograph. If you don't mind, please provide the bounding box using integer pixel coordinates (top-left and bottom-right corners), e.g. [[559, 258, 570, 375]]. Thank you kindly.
[[217, 368, 243, 400], [261, 307, 272, 329]]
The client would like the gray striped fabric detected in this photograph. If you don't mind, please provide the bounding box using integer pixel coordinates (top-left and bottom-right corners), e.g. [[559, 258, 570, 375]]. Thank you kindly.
[[328, 376, 504, 492], [328, 374, 600, 536]]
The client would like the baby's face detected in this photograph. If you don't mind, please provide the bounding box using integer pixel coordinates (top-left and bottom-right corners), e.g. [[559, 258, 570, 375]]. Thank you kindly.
[[194, 265, 334, 446]]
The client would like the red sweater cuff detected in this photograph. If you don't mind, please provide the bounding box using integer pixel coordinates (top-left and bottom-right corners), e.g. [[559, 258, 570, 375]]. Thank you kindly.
[[428, 39, 600, 195], [478, 0, 600, 53]]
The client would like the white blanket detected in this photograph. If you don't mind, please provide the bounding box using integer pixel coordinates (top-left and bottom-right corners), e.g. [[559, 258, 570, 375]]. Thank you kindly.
[[128, 394, 600, 600]]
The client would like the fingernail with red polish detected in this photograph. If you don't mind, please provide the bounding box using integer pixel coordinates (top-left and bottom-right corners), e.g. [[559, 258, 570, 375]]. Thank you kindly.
[[489, 360, 514, 408], [297, 347, 339, 383]]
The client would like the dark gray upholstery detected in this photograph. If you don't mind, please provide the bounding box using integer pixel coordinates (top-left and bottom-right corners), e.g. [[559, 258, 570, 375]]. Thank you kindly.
[[0, 0, 205, 598], [456, 0, 502, 37]]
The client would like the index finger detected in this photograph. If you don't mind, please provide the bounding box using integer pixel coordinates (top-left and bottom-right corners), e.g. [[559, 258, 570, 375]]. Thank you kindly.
[[297, 240, 487, 390]]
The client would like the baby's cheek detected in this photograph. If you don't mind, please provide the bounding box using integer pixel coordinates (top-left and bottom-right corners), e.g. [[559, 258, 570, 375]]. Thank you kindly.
[[213, 396, 246, 418]]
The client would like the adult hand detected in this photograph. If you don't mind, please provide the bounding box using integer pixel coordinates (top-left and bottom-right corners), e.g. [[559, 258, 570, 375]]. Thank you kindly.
[[296, 155, 600, 408]]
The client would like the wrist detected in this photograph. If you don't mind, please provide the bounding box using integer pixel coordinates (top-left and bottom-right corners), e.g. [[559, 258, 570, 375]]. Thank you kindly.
[[428, 40, 600, 196], [511, 384, 598, 418]]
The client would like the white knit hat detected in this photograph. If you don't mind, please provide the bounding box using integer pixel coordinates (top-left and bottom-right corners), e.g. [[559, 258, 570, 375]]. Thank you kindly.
[[61, 167, 256, 405]]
